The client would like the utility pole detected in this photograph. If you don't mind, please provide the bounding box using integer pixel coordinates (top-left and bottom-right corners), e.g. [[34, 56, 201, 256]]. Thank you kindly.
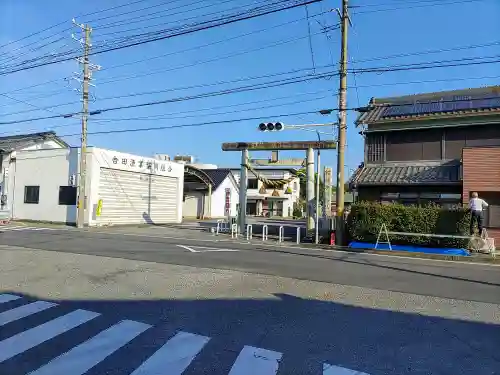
[[335, 0, 350, 245], [74, 21, 92, 228]]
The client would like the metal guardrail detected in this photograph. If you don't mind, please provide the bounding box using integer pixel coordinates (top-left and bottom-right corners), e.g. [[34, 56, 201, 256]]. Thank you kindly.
[[246, 224, 253, 240], [216, 219, 229, 235], [231, 223, 238, 239], [278, 226, 284, 243], [262, 225, 268, 241]]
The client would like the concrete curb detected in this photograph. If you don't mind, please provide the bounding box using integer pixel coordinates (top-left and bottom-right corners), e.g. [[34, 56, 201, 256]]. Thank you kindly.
[[303, 244, 499, 264], [215, 232, 500, 264]]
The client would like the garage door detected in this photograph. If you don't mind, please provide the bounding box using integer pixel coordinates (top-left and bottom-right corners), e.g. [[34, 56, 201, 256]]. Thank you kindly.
[[97, 168, 179, 225]]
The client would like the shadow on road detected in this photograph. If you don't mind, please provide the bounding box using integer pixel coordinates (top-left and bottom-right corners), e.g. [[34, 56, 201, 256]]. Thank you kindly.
[[3, 230, 500, 292], [252, 247, 500, 288], [0, 292, 498, 375]]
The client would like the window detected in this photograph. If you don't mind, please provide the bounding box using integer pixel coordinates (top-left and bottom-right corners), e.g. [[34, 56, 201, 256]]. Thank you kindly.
[[58, 186, 77, 205], [248, 179, 258, 189], [366, 133, 384, 163], [24, 186, 40, 204]]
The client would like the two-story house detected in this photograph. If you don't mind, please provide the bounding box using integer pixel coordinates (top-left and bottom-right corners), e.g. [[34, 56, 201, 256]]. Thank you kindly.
[[350, 85, 500, 234], [230, 167, 301, 217]]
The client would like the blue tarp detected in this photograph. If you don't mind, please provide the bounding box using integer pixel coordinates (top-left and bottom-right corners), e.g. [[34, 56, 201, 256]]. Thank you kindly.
[[349, 242, 470, 256]]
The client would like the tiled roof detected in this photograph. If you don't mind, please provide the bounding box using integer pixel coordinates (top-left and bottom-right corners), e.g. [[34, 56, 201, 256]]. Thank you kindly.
[[0, 131, 68, 152], [202, 168, 235, 190], [353, 162, 461, 186], [356, 85, 500, 125]]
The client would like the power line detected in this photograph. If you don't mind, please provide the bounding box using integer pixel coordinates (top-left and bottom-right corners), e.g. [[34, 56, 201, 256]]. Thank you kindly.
[[351, 55, 500, 74], [0, 67, 332, 117], [0, 70, 337, 122], [85, 0, 189, 25], [0, 90, 334, 135], [92, 93, 333, 122], [98, 29, 332, 85], [0, 0, 323, 76], [353, 0, 488, 14], [3, 51, 500, 119], [101, 10, 329, 72], [60, 109, 329, 138], [353, 40, 500, 64], [92, 0, 235, 32], [4, 88, 500, 128]]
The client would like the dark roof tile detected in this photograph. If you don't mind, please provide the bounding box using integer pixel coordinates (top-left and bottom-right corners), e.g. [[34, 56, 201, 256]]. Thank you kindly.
[[202, 168, 234, 190], [354, 162, 460, 186], [0, 131, 68, 152]]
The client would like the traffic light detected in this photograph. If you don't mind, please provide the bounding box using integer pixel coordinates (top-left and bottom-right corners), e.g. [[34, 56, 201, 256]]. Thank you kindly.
[[258, 122, 284, 132]]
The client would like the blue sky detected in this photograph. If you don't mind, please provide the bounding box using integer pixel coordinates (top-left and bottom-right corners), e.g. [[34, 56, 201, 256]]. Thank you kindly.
[[0, 0, 499, 176]]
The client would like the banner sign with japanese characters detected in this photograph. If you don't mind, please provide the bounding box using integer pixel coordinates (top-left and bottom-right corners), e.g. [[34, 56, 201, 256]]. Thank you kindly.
[[94, 148, 182, 177], [224, 188, 231, 215]]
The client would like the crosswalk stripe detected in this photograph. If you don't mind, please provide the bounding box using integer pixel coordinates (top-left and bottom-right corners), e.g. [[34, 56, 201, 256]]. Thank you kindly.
[[0, 301, 57, 326], [130, 331, 210, 375], [228, 346, 282, 375], [0, 294, 21, 304], [28, 319, 151, 375], [323, 364, 371, 375], [0, 309, 100, 363]]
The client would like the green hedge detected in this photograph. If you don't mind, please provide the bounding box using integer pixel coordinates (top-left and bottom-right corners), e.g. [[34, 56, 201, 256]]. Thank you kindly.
[[346, 202, 471, 248]]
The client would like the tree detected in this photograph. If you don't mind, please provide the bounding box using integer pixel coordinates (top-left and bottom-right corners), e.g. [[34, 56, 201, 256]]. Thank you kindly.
[[296, 168, 324, 202]]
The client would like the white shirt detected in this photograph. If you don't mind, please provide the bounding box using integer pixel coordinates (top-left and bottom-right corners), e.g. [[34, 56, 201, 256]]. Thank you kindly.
[[469, 197, 488, 212]]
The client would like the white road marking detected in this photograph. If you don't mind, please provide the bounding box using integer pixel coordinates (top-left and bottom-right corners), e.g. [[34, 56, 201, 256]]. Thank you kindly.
[[0, 301, 57, 326], [1, 226, 28, 231], [176, 245, 239, 253], [131, 331, 210, 375], [228, 346, 282, 375], [323, 363, 371, 375], [29, 320, 151, 375], [0, 294, 21, 303], [177, 245, 198, 253], [0, 309, 100, 363]]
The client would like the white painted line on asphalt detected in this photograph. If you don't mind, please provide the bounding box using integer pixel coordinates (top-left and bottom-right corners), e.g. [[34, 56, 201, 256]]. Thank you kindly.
[[130, 331, 210, 375], [228, 346, 282, 375], [323, 363, 371, 375], [176, 245, 240, 253], [0, 309, 100, 363], [0, 294, 21, 303], [29, 319, 151, 375], [0, 301, 57, 326], [1, 226, 28, 231], [177, 244, 198, 253]]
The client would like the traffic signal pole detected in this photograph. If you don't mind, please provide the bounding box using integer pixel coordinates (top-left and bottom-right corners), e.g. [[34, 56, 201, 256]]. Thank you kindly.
[[335, 0, 349, 245]]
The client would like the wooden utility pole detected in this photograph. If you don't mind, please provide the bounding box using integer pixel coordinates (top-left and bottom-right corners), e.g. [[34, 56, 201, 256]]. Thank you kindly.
[[335, 0, 349, 244], [77, 24, 91, 228]]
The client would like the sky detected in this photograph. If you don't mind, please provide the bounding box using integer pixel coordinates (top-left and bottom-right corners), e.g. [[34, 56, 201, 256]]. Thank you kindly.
[[0, 0, 499, 177]]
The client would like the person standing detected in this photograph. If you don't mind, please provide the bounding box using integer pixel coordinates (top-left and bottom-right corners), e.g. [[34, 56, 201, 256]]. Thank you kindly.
[[469, 192, 488, 235]]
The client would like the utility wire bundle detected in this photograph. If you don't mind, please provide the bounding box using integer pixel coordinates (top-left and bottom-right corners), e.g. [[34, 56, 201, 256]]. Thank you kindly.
[[0, 0, 322, 76]]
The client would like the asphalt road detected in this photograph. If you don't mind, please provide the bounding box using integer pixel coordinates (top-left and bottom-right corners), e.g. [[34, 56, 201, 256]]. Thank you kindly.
[[0, 226, 499, 375], [0, 225, 499, 305]]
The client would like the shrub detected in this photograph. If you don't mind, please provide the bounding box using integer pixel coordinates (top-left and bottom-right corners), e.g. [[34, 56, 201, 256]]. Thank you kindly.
[[292, 202, 303, 218], [346, 201, 470, 248]]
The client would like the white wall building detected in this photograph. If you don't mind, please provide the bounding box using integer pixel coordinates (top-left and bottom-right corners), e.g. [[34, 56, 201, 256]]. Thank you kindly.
[[229, 168, 301, 217], [183, 168, 238, 219], [4, 145, 184, 226]]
